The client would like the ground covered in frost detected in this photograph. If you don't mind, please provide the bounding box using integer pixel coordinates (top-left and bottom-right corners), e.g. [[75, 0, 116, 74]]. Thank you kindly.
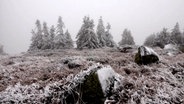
[[0, 47, 183, 103]]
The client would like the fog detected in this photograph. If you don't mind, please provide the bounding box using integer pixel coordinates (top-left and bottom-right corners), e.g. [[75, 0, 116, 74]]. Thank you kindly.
[[0, 0, 184, 54]]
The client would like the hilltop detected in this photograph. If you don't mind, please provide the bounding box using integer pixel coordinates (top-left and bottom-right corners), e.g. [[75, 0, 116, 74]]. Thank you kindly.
[[0, 47, 183, 103]]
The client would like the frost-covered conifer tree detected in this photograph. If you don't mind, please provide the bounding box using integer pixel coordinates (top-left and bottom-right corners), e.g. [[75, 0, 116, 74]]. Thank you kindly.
[[97, 17, 106, 47], [65, 30, 73, 48], [182, 31, 184, 45], [144, 33, 156, 46], [105, 23, 116, 47], [119, 29, 135, 46], [29, 20, 44, 51], [76, 16, 100, 49], [0, 43, 4, 54], [42, 22, 52, 49], [171, 22, 182, 45], [155, 28, 170, 48], [54, 16, 66, 49], [50, 25, 56, 49]]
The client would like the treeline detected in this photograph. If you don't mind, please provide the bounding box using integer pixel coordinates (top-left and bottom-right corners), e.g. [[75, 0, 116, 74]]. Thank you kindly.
[[28, 16, 184, 51], [0, 44, 4, 54], [144, 23, 184, 48], [29, 16, 135, 51], [29, 16, 73, 51]]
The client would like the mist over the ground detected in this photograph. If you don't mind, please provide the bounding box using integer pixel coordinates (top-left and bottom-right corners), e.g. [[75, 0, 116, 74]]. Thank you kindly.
[[0, 0, 184, 54]]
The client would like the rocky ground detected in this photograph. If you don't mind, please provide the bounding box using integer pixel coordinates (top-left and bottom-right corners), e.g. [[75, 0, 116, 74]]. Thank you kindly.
[[0, 47, 183, 104]]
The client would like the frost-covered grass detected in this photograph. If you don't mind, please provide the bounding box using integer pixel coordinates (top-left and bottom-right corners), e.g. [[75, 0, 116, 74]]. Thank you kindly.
[[0, 48, 183, 103]]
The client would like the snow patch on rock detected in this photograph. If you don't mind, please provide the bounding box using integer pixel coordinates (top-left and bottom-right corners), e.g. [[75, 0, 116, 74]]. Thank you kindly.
[[140, 46, 159, 57], [164, 44, 179, 56], [97, 65, 123, 96], [164, 44, 177, 50]]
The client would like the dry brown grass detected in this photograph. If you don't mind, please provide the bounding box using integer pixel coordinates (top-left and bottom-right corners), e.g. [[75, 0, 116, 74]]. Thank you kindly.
[[0, 48, 183, 103]]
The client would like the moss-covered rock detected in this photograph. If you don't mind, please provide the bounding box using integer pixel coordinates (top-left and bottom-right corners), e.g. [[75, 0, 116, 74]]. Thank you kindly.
[[135, 53, 142, 65], [179, 45, 184, 53], [141, 55, 159, 65], [80, 72, 105, 104], [135, 46, 159, 65]]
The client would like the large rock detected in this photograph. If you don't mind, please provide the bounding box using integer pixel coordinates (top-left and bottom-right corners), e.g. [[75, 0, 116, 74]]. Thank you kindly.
[[164, 44, 180, 56], [135, 46, 159, 65], [63, 65, 105, 104], [80, 71, 105, 104], [97, 66, 120, 97], [179, 45, 184, 53], [62, 70, 105, 104], [64, 65, 123, 104]]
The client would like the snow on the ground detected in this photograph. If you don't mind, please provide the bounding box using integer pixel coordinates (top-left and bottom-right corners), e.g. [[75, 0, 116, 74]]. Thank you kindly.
[[0, 48, 183, 103], [164, 44, 180, 56], [164, 44, 177, 50], [0, 82, 43, 103]]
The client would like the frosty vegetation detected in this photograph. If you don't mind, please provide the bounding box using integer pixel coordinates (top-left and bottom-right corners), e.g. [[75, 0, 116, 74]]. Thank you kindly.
[[144, 23, 184, 49], [1, 15, 184, 103], [76, 16, 100, 49], [29, 16, 118, 51], [0, 48, 183, 103], [96, 17, 116, 48], [30, 17, 184, 51], [29, 16, 74, 51], [119, 29, 135, 46]]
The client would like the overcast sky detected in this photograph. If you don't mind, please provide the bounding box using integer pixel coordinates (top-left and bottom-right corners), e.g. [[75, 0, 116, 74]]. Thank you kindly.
[[0, 0, 184, 54]]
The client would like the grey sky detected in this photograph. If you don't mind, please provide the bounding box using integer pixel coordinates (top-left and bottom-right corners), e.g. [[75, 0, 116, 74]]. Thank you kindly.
[[0, 0, 184, 54]]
